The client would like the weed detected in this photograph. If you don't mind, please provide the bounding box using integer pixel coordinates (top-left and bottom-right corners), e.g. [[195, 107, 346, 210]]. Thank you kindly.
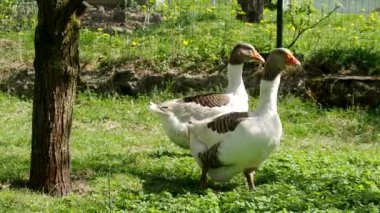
[[1, 1, 379, 73]]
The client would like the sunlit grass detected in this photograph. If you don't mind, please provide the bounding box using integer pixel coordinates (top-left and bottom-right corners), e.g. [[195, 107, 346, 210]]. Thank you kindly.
[[0, 92, 379, 211]]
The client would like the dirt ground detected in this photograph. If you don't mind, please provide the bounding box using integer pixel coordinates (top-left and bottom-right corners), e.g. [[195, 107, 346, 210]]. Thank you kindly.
[[81, 3, 162, 34]]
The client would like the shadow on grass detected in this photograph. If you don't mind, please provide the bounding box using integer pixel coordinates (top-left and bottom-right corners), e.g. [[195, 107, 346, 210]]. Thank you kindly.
[[148, 150, 191, 159], [0, 178, 29, 190], [71, 151, 236, 195], [70, 149, 280, 194], [0, 157, 30, 190], [72, 152, 139, 181], [129, 169, 238, 196]]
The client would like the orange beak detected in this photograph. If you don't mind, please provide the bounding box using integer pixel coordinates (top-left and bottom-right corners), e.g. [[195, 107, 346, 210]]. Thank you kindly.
[[251, 50, 265, 64], [286, 53, 301, 65]]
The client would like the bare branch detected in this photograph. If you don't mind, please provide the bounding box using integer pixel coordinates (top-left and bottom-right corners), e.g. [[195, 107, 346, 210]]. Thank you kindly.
[[288, 4, 298, 40], [65, 0, 85, 18], [286, 5, 340, 49], [57, 0, 88, 32], [76, 1, 91, 17]]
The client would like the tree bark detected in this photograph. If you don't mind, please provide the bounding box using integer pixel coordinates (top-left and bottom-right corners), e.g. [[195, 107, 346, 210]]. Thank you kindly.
[[29, 0, 86, 196], [237, 0, 265, 23]]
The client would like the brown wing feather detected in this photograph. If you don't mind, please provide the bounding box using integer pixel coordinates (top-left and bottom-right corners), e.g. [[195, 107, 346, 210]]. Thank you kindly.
[[207, 112, 249, 134], [183, 93, 230, 108], [199, 142, 223, 169]]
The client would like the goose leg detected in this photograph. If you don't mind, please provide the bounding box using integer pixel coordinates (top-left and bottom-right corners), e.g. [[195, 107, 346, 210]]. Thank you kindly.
[[244, 167, 256, 190], [200, 164, 209, 188]]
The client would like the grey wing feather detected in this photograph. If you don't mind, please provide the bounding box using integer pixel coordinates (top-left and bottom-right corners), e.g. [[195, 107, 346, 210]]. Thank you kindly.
[[183, 93, 230, 108], [207, 112, 249, 133]]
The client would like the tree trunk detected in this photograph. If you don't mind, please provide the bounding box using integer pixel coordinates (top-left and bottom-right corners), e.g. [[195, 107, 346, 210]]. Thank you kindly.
[[29, 0, 86, 196], [237, 0, 265, 23]]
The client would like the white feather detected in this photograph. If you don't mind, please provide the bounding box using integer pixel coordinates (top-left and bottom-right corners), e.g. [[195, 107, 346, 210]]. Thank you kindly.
[[189, 75, 283, 181], [149, 64, 249, 149], [188, 48, 300, 188]]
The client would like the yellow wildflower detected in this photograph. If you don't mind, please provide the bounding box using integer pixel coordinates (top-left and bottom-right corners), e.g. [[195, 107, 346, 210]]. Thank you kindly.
[[182, 40, 189, 46], [131, 41, 139, 47], [335, 26, 345, 31], [369, 13, 377, 21]]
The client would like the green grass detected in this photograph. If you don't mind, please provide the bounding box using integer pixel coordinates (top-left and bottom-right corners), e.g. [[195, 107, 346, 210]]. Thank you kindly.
[[0, 92, 379, 212], [0, 2, 379, 74]]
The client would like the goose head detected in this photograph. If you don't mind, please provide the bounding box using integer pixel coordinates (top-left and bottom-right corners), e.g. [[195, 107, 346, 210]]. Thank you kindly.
[[262, 48, 301, 81], [229, 43, 265, 65]]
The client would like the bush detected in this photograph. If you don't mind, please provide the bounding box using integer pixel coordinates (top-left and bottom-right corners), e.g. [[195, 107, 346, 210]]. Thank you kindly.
[[308, 47, 380, 76]]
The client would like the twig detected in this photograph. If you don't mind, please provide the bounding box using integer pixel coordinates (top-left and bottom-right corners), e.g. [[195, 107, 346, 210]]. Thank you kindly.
[[287, 5, 340, 49]]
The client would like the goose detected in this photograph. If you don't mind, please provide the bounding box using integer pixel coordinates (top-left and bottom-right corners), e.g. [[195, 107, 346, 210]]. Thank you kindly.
[[149, 43, 265, 149], [187, 48, 301, 189]]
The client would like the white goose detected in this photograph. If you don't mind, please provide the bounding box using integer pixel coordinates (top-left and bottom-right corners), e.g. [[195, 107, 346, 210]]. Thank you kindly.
[[187, 48, 301, 189], [149, 43, 265, 149]]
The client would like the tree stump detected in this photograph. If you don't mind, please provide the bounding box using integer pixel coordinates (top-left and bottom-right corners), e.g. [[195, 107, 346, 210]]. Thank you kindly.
[[237, 0, 265, 23]]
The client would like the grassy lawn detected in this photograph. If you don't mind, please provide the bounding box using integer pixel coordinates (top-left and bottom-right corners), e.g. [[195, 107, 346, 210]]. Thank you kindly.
[[0, 92, 379, 212]]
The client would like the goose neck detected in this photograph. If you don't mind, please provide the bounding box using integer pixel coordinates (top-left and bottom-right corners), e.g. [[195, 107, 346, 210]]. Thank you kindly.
[[226, 64, 245, 94], [256, 75, 281, 113]]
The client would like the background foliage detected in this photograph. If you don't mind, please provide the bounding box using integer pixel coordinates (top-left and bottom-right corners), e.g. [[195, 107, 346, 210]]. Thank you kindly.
[[1, 0, 379, 74]]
